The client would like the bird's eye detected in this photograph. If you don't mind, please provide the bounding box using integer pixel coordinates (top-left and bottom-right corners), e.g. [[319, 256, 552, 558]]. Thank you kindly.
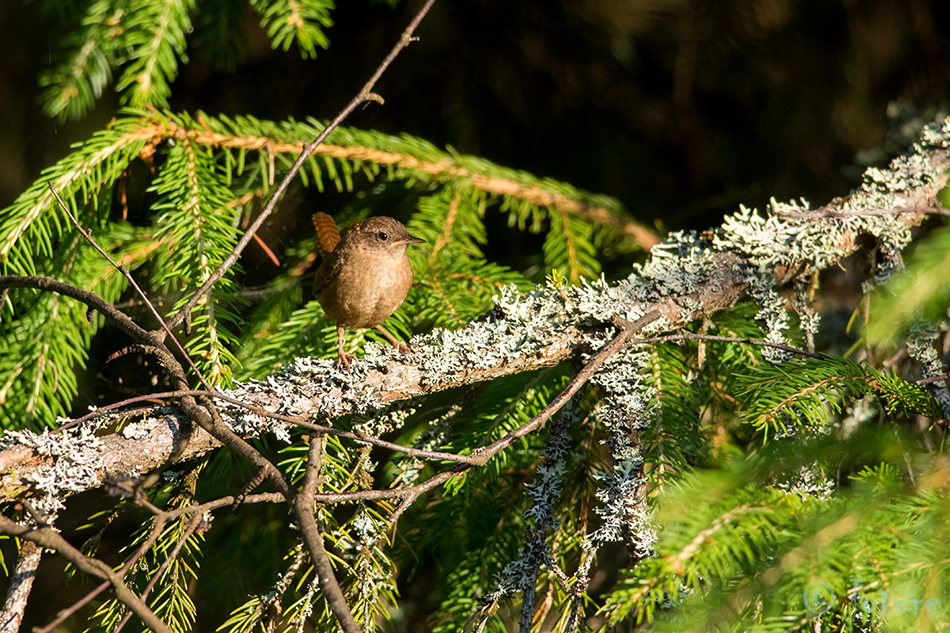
[[376, 231, 389, 241]]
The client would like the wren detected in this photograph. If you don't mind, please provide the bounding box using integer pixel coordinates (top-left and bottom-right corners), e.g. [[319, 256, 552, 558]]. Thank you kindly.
[[311, 212, 425, 368]]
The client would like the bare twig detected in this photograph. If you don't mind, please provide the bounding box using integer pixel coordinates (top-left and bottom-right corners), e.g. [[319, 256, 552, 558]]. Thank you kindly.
[[47, 184, 213, 392], [168, 0, 439, 332], [472, 312, 662, 461], [631, 332, 829, 359], [15, 233, 294, 501], [916, 373, 950, 386], [257, 547, 308, 632], [0, 275, 153, 343], [139, 119, 662, 253], [294, 434, 360, 633]]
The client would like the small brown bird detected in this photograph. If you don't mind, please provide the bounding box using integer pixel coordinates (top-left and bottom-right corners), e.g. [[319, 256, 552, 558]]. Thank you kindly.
[[311, 212, 425, 368]]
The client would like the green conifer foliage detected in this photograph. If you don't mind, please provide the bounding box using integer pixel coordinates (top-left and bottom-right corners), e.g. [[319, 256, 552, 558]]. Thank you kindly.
[[1, 2, 950, 632]]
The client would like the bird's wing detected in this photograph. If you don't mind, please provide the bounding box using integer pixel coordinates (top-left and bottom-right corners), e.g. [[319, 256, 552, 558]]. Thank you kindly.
[[313, 253, 344, 296]]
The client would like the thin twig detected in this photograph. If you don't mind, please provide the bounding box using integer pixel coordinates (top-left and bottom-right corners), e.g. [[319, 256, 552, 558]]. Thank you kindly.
[[257, 547, 308, 631], [631, 332, 829, 359], [163, 493, 286, 521], [0, 275, 152, 343], [47, 184, 213, 392], [168, 0, 439, 332], [292, 417, 479, 464], [13, 258, 300, 501], [916, 373, 950, 386]]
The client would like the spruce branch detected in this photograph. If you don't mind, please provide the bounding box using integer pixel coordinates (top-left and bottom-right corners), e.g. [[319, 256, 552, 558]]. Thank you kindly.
[[37, 0, 121, 120], [250, 0, 332, 59], [35, 512, 170, 633], [0, 117, 156, 270], [0, 272, 296, 507], [115, 0, 193, 109], [33, 492, 281, 633], [144, 117, 659, 251], [0, 103, 651, 427]]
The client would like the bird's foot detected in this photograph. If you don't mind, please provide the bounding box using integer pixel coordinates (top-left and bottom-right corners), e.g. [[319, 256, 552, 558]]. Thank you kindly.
[[337, 348, 357, 370], [391, 340, 413, 354], [375, 324, 413, 355]]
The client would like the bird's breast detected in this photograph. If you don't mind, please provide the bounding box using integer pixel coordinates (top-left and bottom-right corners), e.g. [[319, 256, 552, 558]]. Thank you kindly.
[[318, 250, 414, 329]]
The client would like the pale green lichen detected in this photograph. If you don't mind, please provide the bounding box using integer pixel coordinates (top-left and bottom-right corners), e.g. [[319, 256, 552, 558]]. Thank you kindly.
[[906, 323, 950, 420], [3, 425, 105, 515], [776, 464, 834, 501], [576, 341, 659, 566], [644, 232, 723, 294], [352, 401, 418, 438], [406, 284, 567, 386], [391, 404, 460, 487], [841, 395, 881, 439], [119, 420, 158, 440]]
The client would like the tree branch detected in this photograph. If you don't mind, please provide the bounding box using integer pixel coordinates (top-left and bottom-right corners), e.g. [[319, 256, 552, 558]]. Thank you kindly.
[[293, 434, 360, 633], [0, 540, 42, 633], [1, 116, 948, 633]]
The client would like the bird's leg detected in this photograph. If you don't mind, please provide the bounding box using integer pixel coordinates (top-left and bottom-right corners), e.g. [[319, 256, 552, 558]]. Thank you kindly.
[[375, 324, 412, 354], [336, 325, 356, 369]]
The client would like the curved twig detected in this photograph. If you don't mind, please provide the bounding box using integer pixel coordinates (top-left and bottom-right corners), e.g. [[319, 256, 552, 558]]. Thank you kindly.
[[0, 516, 172, 633]]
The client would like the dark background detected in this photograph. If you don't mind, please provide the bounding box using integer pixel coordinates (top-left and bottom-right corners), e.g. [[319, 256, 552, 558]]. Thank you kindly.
[[2, 0, 948, 235]]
